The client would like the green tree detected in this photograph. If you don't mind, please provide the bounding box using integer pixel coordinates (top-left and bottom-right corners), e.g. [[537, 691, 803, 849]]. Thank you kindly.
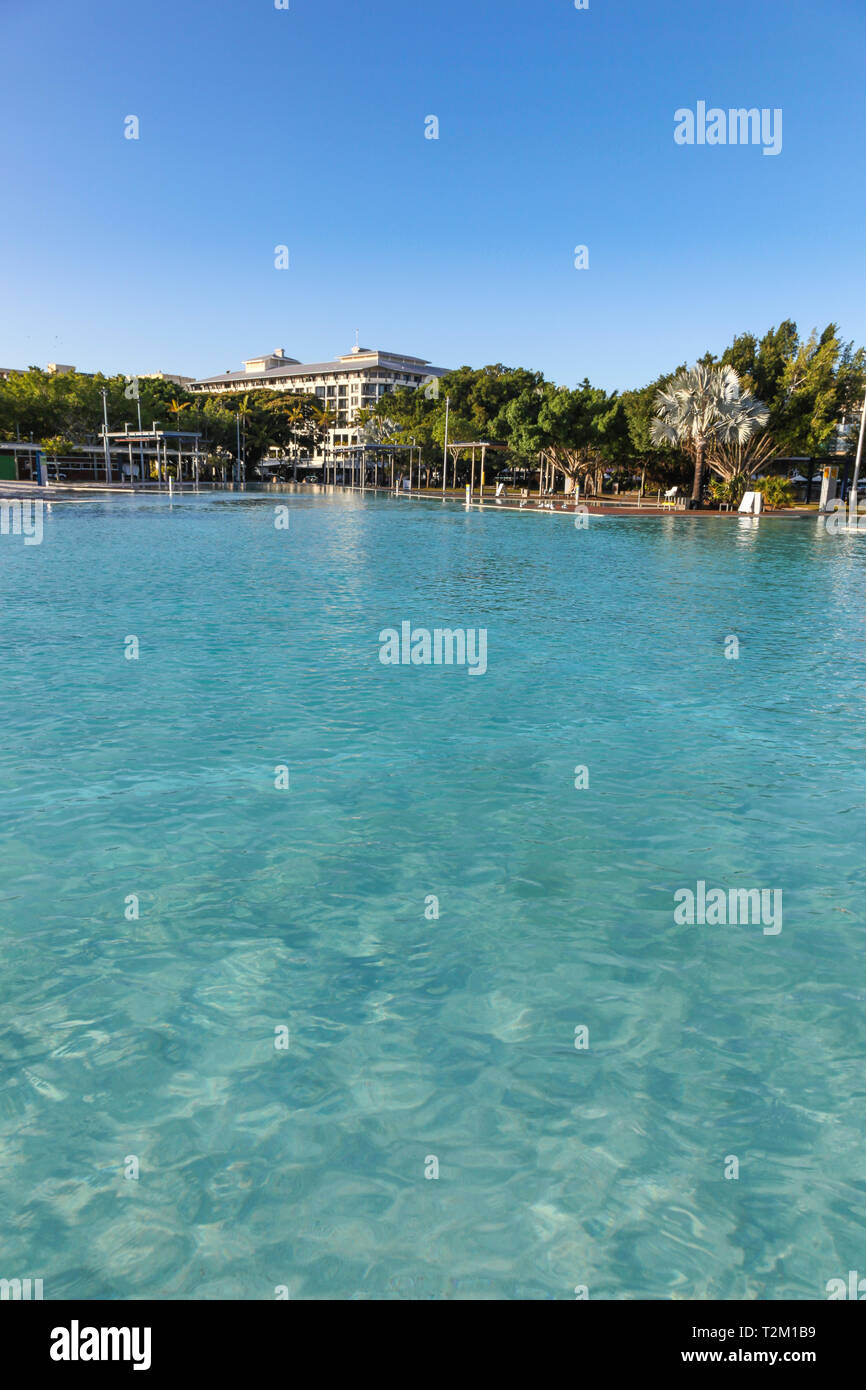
[[721, 322, 865, 455], [650, 365, 769, 506]]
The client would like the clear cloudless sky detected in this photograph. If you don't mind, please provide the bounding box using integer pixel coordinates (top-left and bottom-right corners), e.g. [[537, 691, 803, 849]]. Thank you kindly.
[[1, 0, 864, 390]]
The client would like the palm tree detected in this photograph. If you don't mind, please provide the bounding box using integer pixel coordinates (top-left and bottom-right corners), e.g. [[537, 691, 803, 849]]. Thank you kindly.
[[314, 403, 336, 480], [237, 393, 254, 448], [233, 393, 259, 479], [709, 430, 778, 497], [278, 401, 309, 479], [650, 365, 769, 507]]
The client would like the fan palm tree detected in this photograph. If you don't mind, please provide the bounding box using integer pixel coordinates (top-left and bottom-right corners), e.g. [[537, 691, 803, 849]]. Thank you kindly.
[[650, 365, 769, 507]]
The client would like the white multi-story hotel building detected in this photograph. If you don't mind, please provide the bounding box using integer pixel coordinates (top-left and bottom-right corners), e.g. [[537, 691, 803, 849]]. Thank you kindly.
[[189, 345, 448, 459]]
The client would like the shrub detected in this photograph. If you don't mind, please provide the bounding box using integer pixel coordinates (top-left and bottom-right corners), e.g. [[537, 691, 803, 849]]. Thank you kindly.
[[755, 475, 796, 509], [708, 473, 749, 506]]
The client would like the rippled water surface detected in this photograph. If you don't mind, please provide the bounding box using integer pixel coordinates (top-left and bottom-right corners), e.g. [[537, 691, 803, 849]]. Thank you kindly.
[[1, 491, 865, 1300]]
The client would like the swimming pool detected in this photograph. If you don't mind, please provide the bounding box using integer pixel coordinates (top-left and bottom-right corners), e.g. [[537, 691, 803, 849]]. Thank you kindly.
[[1, 491, 864, 1299]]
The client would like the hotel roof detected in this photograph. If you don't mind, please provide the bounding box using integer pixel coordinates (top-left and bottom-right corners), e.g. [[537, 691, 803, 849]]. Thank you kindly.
[[192, 348, 445, 387]]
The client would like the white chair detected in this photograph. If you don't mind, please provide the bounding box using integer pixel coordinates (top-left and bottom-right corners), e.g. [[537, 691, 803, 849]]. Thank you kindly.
[[663, 486, 678, 508], [739, 491, 763, 515]]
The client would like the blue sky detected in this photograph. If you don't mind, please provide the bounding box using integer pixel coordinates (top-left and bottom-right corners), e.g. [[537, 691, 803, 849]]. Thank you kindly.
[[1, 0, 864, 390]]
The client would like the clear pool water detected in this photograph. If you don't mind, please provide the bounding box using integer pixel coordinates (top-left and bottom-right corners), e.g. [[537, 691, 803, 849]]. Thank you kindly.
[[1, 491, 865, 1300]]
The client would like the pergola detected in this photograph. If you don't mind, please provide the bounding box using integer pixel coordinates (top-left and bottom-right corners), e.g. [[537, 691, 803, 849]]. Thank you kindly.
[[328, 441, 425, 491], [103, 427, 206, 486], [445, 441, 508, 498]]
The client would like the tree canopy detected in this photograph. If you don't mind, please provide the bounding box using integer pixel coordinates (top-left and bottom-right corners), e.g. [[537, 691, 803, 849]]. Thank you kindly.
[[2, 321, 862, 487]]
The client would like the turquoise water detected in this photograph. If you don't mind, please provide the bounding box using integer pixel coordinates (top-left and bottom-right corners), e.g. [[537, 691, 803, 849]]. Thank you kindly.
[[1, 491, 865, 1300]]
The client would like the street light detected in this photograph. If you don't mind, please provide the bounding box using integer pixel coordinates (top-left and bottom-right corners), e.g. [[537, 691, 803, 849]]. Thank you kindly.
[[848, 392, 866, 517], [101, 388, 112, 484], [152, 422, 162, 486], [136, 399, 144, 486]]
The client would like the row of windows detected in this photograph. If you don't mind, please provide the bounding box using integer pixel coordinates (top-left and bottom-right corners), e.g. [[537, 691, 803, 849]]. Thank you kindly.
[[195, 371, 430, 397]]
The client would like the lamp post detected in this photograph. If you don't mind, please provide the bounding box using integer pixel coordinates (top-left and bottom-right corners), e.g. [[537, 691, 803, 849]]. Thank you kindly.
[[101, 388, 112, 484], [442, 395, 450, 496], [136, 400, 144, 486], [848, 391, 866, 520]]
